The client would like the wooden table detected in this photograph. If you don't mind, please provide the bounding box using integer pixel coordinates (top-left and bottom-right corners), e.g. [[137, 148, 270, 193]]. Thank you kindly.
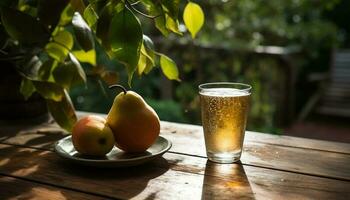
[[1, 112, 350, 199]]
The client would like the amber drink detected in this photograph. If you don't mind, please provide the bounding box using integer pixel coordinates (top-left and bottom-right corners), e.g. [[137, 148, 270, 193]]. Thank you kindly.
[[199, 83, 251, 163]]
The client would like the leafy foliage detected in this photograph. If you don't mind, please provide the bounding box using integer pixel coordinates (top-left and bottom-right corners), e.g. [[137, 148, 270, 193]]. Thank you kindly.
[[183, 2, 204, 38], [47, 90, 77, 132], [153, 0, 341, 132], [159, 54, 180, 81], [110, 7, 142, 84], [72, 12, 95, 51], [0, 0, 204, 131], [69, 0, 347, 134]]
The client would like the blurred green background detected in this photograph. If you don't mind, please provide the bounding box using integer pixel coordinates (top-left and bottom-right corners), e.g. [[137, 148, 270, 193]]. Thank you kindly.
[[70, 0, 350, 134]]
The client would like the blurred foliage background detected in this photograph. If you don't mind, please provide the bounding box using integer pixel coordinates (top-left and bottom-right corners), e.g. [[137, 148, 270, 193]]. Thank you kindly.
[[70, 0, 350, 133]]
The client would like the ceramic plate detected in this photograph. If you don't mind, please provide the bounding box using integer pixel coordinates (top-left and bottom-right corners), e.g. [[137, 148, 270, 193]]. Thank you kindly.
[[54, 135, 172, 167]]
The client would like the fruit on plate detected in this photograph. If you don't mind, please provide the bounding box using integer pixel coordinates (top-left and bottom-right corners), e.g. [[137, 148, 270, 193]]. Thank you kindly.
[[107, 84, 160, 153], [72, 115, 115, 156]]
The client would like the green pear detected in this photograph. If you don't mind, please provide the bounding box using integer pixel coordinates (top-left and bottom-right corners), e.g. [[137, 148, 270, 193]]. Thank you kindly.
[[106, 85, 160, 152]]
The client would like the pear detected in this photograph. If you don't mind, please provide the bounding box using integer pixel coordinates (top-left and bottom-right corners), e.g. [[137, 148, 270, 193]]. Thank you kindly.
[[72, 115, 115, 156], [106, 85, 160, 152]]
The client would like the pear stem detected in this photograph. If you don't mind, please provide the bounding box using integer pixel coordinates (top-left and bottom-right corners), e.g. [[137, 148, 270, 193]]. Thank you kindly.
[[109, 84, 127, 95]]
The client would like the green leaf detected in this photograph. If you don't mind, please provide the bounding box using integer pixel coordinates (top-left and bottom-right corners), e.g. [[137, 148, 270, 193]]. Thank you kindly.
[[141, 35, 156, 74], [72, 12, 95, 51], [155, 17, 169, 36], [47, 90, 77, 132], [84, 4, 98, 28], [159, 54, 180, 81], [37, 0, 69, 30], [138, 51, 155, 75], [38, 59, 58, 81], [183, 2, 204, 38], [17, 56, 42, 80], [110, 7, 142, 85], [45, 30, 73, 61], [96, 1, 118, 49], [72, 49, 96, 65], [54, 30, 74, 49], [0, 7, 49, 44], [68, 53, 87, 84], [20, 78, 36, 100], [58, 3, 75, 26], [143, 59, 154, 74], [53, 53, 86, 89], [161, 0, 180, 19], [141, 44, 154, 65], [90, 0, 113, 13], [45, 43, 68, 62], [33, 81, 65, 101], [153, 9, 169, 36], [165, 14, 182, 35], [143, 0, 169, 36], [137, 49, 147, 75]]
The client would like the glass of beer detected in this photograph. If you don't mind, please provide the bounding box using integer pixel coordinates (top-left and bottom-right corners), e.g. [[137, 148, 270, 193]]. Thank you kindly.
[[199, 82, 251, 163]]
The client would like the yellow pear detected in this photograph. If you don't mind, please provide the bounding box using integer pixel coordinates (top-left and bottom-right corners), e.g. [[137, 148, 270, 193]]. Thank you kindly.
[[106, 85, 160, 152]]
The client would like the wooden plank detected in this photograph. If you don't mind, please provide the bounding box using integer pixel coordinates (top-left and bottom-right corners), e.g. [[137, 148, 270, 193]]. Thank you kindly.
[[163, 130, 350, 180], [159, 120, 350, 154], [0, 176, 105, 200], [4, 116, 350, 155], [0, 144, 349, 200], [1, 118, 350, 180], [167, 129, 350, 181], [0, 143, 250, 200], [86, 111, 350, 154]]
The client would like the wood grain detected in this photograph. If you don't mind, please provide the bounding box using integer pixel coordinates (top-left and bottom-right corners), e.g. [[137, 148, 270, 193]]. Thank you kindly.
[[1, 117, 350, 181], [159, 121, 350, 154], [0, 175, 105, 200], [1, 143, 349, 200], [81, 111, 350, 153], [2, 111, 349, 154]]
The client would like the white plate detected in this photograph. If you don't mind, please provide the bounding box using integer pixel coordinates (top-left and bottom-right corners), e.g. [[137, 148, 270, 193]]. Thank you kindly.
[[54, 135, 172, 167]]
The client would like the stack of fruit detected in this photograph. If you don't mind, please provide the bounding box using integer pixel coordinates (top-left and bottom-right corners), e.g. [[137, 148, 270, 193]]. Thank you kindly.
[[72, 85, 160, 156]]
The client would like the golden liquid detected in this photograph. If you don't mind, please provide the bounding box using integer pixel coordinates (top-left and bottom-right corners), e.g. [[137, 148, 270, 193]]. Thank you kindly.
[[200, 88, 250, 154]]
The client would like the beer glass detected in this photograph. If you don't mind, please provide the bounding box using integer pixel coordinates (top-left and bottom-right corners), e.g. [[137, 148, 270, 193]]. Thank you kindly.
[[199, 82, 251, 163]]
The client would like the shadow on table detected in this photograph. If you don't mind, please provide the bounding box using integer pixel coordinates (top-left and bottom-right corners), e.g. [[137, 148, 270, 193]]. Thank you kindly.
[[0, 145, 104, 200], [56, 156, 170, 199], [0, 135, 170, 200], [0, 120, 67, 149], [201, 161, 255, 199]]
